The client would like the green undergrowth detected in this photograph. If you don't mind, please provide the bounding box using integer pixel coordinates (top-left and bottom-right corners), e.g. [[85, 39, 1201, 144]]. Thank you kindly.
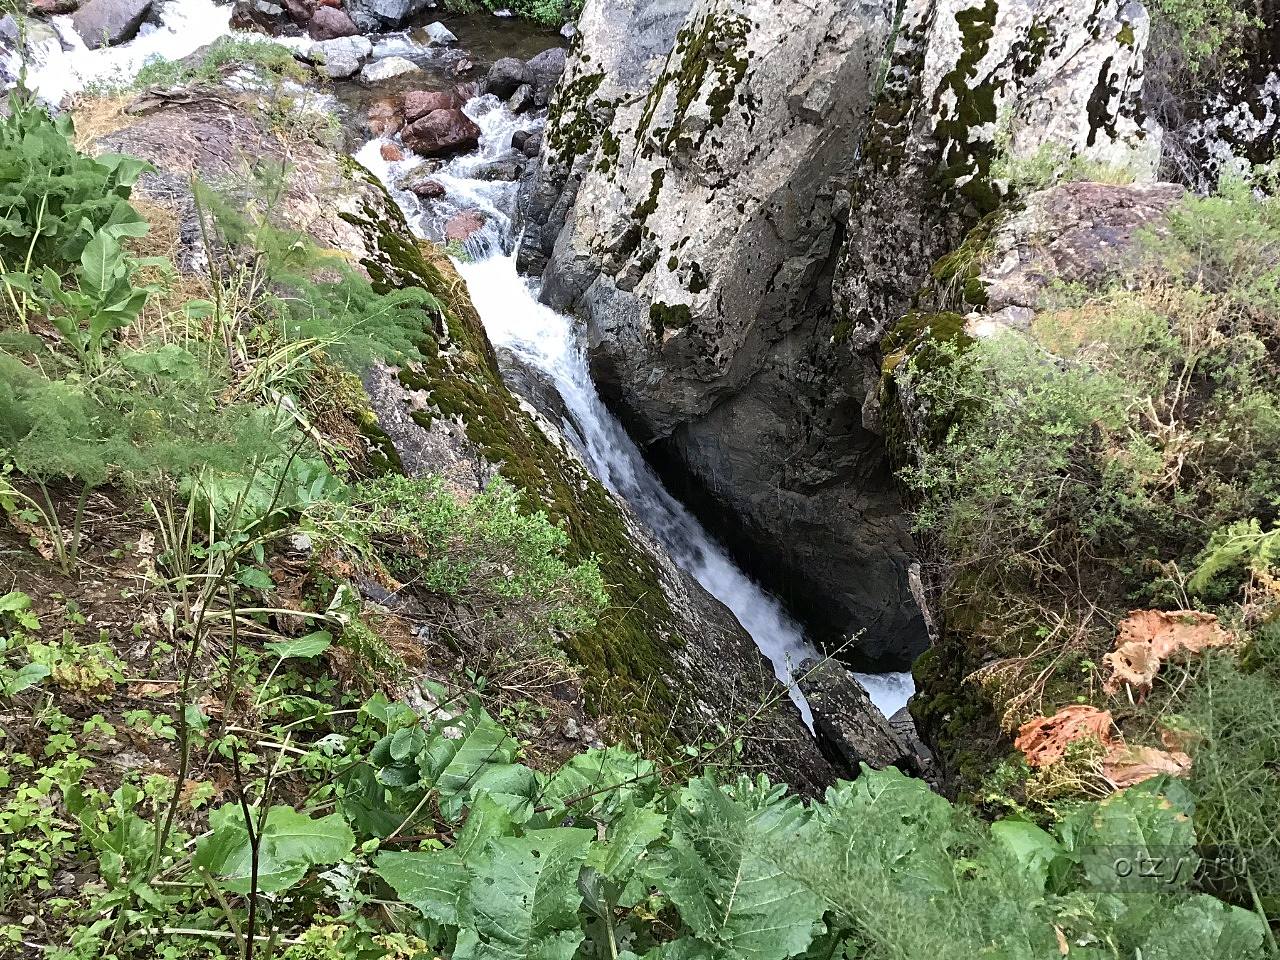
[[441, 0, 582, 28]]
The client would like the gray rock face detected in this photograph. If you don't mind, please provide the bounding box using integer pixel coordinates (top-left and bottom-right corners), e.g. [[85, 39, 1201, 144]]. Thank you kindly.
[[523, 0, 923, 663], [485, 57, 531, 98], [798, 660, 921, 776], [71, 0, 152, 49]]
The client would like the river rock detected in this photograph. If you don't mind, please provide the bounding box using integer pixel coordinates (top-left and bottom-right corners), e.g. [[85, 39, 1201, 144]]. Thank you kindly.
[[345, 0, 430, 30], [444, 210, 487, 242], [380, 143, 404, 162], [307, 5, 358, 40], [409, 178, 445, 198], [372, 34, 424, 58], [484, 57, 530, 98], [524, 46, 565, 106], [798, 660, 919, 776], [307, 35, 372, 79], [366, 97, 404, 136], [402, 108, 480, 157], [230, 0, 287, 32], [507, 82, 535, 114], [403, 89, 460, 122], [283, 0, 314, 24], [424, 21, 457, 45], [361, 56, 420, 83], [33, 0, 81, 13], [70, 0, 152, 49], [472, 157, 523, 181]]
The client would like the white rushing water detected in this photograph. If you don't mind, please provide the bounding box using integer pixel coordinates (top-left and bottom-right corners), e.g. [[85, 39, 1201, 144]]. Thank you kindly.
[[356, 97, 915, 723], [1, 0, 914, 721]]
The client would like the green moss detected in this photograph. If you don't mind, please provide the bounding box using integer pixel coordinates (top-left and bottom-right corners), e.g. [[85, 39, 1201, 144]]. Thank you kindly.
[[545, 71, 606, 163], [649, 301, 693, 336], [339, 167, 688, 753], [686, 261, 708, 294], [632, 169, 666, 225]]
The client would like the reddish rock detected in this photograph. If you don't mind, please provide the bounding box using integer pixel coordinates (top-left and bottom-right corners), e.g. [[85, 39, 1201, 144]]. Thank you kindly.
[[402, 109, 480, 158], [366, 98, 404, 137], [307, 5, 357, 39], [317, 0, 340, 6], [444, 211, 486, 243], [32, 0, 80, 13], [283, 0, 313, 23], [402, 90, 460, 123], [410, 179, 446, 199], [380, 143, 405, 162]]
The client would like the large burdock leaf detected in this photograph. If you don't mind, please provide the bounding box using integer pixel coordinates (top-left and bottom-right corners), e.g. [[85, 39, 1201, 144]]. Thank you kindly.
[[377, 848, 470, 926], [419, 707, 518, 821], [1103, 610, 1235, 696], [195, 805, 354, 894], [1015, 705, 1115, 768], [1139, 895, 1267, 959], [655, 777, 822, 960], [455, 827, 594, 960]]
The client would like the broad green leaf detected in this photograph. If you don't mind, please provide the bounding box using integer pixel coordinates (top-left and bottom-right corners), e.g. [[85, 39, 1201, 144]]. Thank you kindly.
[[466, 763, 538, 824], [377, 848, 469, 926], [3, 662, 51, 695], [659, 777, 822, 960], [120, 344, 200, 380], [420, 707, 517, 821], [456, 793, 516, 860], [264, 630, 332, 660], [1058, 782, 1196, 891], [455, 828, 593, 960], [588, 804, 667, 886], [535, 746, 657, 821], [0, 590, 32, 615], [80, 228, 123, 295], [1139, 895, 1266, 959], [990, 819, 1066, 892], [340, 762, 404, 840], [195, 804, 354, 894]]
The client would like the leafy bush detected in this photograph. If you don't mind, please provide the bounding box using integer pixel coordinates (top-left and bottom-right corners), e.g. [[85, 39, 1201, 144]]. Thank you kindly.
[[307, 475, 608, 652], [443, 0, 582, 27], [1149, 0, 1262, 75], [902, 178, 1280, 594]]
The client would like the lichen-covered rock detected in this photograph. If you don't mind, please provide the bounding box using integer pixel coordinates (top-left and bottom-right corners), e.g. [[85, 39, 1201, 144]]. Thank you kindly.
[[834, 0, 1157, 354], [521, 0, 924, 664]]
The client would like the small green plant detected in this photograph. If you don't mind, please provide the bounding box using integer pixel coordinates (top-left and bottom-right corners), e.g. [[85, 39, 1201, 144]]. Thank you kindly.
[[0, 590, 47, 696]]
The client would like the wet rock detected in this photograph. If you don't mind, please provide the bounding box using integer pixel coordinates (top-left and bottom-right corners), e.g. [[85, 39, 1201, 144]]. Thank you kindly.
[[281, 0, 314, 23], [444, 210, 487, 242], [409, 178, 445, 199], [452, 56, 475, 77], [507, 82, 535, 114], [424, 20, 457, 45], [472, 157, 523, 181], [402, 107, 480, 158], [403, 89, 460, 122], [372, 34, 423, 58], [33, 0, 81, 13], [485, 56, 530, 98], [361, 55, 420, 83], [307, 35, 372, 79], [511, 129, 530, 152], [889, 706, 938, 783], [307, 5, 358, 40], [559, 22, 576, 40], [70, 0, 152, 49], [365, 97, 404, 136], [524, 46, 565, 105], [346, 0, 431, 31], [380, 142, 404, 162], [516, 128, 541, 158], [230, 0, 286, 32], [799, 660, 919, 777]]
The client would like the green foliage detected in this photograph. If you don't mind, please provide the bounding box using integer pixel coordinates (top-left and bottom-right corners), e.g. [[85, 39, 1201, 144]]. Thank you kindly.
[[93, 36, 312, 95], [442, 0, 582, 27], [1149, 0, 1261, 74], [195, 804, 355, 894], [901, 177, 1280, 592], [307, 474, 608, 653]]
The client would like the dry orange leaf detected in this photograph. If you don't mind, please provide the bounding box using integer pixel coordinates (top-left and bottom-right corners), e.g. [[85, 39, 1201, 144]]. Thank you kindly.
[[1103, 609, 1235, 696], [1015, 705, 1116, 768], [1102, 744, 1192, 789]]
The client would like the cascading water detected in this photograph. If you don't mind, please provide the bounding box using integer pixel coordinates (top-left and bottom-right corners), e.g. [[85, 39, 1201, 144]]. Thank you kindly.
[[356, 97, 915, 724], [2, 0, 914, 722]]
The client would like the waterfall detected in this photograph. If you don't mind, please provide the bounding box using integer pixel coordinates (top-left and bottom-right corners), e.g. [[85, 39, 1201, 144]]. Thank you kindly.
[[356, 98, 915, 724]]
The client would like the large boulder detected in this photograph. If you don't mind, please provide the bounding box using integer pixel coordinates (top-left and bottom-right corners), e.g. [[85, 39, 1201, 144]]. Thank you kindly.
[[361, 56, 420, 83], [345, 0, 431, 31], [307, 5, 359, 40], [230, 0, 289, 33], [307, 35, 372, 79], [403, 89, 460, 122], [521, 0, 922, 664], [70, 0, 152, 49], [524, 46, 566, 106], [484, 57, 531, 98], [402, 108, 480, 158]]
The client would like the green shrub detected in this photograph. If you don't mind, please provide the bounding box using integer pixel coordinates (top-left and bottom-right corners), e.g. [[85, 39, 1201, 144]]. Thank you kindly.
[[1149, 0, 1262, 75], [306, 475, 608, 652], [443, 0, 582, 27]]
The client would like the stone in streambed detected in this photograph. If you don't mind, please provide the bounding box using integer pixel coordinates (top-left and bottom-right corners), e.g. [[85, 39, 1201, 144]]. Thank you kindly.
[[380, 143, 404, 162], [410, 179, 445, 199], [230, 0, 287, 33], [403, 89, 460, 122], [798, 660, 921, 777], [366, 97, 404, 136], [307, 5, 358, 40], [361, 56, 420, 83], [524, 46, 565, 106], [484, 57, 530, 98], [70, 0, 152, 49], [282, 0, 314, 24], [507, 82, 535, 114], [33, 0, 80, 13], [306, 35, 372, 79], [444, 210, 486, 243], [346, 0, 430, 31], [402, 108, 480, 158], [472, 157, 523, 182], [424, 21, 457, 45]]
